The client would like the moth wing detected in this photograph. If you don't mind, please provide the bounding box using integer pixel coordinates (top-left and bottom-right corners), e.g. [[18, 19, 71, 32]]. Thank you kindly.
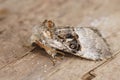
[[46, 39, 66, 50], [74, 27, 112, 60]]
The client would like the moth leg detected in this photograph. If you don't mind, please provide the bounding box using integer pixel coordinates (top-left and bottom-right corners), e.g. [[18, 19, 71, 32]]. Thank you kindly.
[[36, 40, 65, 58], [35, 40, 57, 58], [35, 40, 65, 65], [35, 40, 65, 56], [56, 50, 65, 56], [35, 40, 58, 65]]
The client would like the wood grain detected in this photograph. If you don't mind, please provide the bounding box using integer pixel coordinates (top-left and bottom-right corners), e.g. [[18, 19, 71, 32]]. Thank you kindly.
[[0, 0, 120, 80]]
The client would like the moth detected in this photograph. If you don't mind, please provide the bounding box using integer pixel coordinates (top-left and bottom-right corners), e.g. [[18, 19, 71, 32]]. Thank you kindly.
[[30, 20, 112, 61]]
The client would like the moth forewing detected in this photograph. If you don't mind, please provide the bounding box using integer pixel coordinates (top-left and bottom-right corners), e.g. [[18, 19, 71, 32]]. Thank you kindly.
[[30, 20, 112, 60], [74, 27, 111, 60]]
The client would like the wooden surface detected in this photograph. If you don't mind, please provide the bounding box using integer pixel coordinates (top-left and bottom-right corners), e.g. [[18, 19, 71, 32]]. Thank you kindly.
[[0, 0, 120, 80]]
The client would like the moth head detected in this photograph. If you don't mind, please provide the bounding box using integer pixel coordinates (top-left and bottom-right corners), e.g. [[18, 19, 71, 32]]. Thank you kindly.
[[42, 20, 55, 30]]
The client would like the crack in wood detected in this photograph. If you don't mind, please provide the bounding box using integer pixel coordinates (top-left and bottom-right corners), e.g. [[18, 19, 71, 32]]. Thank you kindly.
[[82, 71, 96, 80], [81, 49, 120, 80]]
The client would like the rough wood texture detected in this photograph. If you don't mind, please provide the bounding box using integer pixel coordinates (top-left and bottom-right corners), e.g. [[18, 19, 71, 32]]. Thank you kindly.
[[0, 0, 120, 80]]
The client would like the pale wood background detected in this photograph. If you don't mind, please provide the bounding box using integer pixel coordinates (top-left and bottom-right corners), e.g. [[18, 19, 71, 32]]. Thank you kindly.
[[0, 0, 120, 80]]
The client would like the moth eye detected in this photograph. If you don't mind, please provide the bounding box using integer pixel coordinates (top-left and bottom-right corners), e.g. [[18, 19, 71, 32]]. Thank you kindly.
[[31, 42, 38, 47]]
